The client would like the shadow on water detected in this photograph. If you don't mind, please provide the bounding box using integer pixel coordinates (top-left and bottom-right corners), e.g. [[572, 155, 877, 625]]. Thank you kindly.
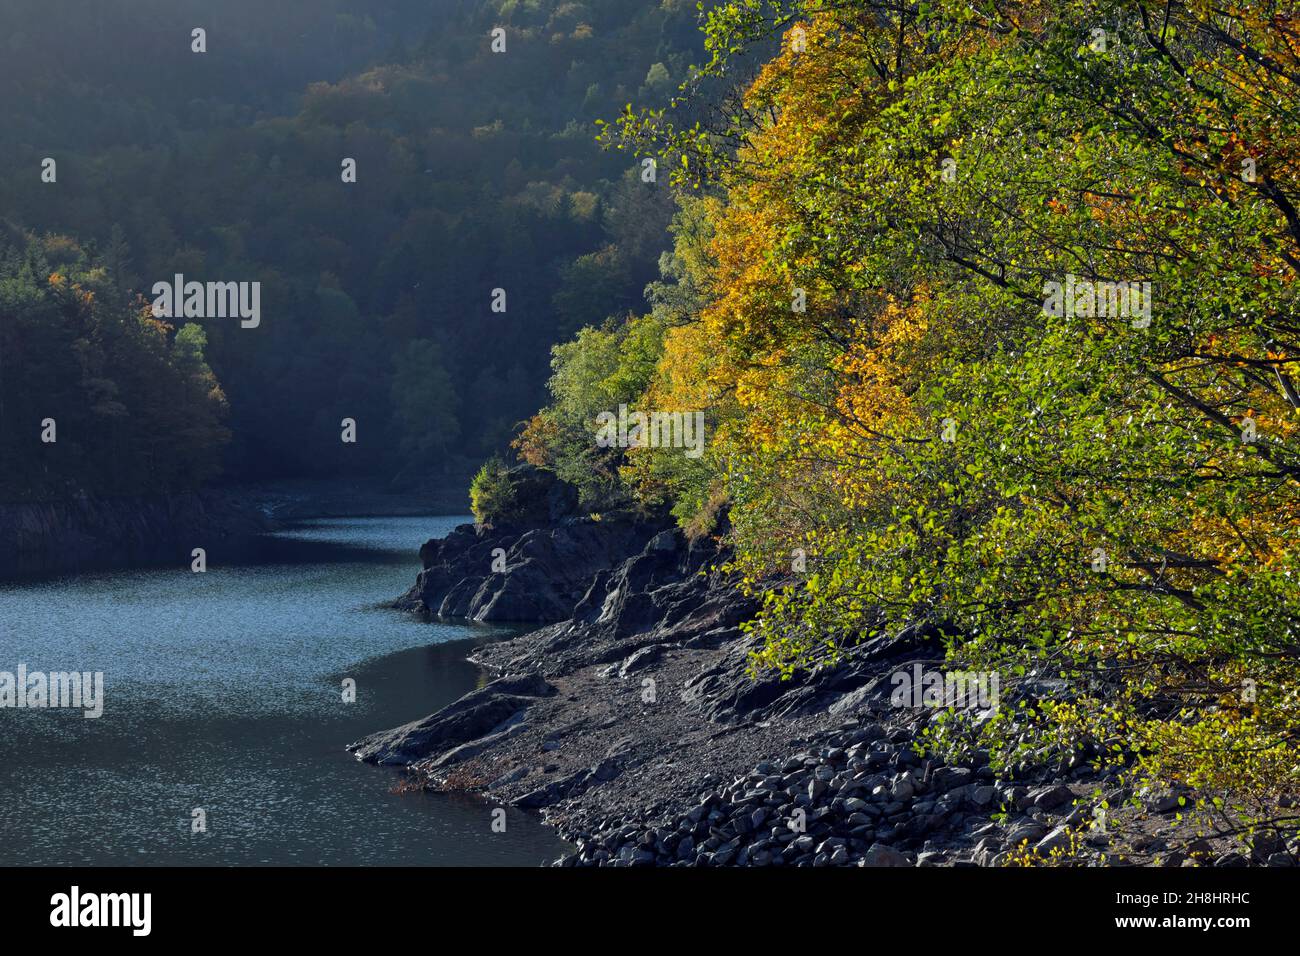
[[3, 512, 456, 584]]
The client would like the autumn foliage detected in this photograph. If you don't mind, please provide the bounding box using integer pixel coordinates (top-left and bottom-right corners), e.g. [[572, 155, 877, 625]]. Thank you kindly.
[[530, 1, 1300, 829]]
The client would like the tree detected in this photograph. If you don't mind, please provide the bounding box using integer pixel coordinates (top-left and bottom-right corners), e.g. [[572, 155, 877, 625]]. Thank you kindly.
[[591, 0, 1300, 826], [390, 339, 461, 471]]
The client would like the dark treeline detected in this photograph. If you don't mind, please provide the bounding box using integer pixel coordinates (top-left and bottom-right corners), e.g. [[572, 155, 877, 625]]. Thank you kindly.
[[0, 229, 228, 499], [0, 0, 706, 497]]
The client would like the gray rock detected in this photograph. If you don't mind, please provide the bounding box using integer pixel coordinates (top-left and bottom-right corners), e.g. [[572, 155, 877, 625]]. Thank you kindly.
[[862, 843, 911, 867], [617, 644, 665, 678], [891, 775, 916, 801], [1150, 794, 1184, 814], [1030, 784, 1075, 811], [1005, 821, 1050, 847], [407, 507, 669, 624], [347, 673, 555, 765], [1035, 825, 1073, 855], [932, 767, 974, 792]]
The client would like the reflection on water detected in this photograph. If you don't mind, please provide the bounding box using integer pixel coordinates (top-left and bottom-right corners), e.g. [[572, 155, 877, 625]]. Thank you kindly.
[[0, 516, 571, 866]]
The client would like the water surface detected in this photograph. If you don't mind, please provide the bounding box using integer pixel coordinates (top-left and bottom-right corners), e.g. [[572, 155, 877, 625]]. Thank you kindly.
[[0, 516, 570, 866]]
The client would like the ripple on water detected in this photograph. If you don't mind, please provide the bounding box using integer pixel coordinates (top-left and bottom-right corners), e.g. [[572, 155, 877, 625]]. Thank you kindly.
[[0, 515, 571, 866]]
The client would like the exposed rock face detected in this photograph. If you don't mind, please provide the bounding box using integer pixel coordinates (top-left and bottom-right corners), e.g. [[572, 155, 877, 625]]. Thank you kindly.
[[360, 510, 1294, 867], [468, 525, 759, 676], [397, 510, 672, 623], [349, 674, 556, 766]]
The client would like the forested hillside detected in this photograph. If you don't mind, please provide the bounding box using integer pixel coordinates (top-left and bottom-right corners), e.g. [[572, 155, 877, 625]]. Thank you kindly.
[[517, 0, 1300, 824], [0, 230, 228, 499], [1, 0, 706, 491]]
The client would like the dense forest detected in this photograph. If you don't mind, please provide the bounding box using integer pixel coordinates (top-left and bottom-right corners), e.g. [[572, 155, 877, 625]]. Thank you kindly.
[[7, 0, 1296, 833], [0, 229, 229, 498], [1, 0, 708, 495], [510, 0, 1300, 822]]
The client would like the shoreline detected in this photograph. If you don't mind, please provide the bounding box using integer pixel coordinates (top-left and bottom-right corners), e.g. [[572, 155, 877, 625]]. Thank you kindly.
[[0, 477, 481, 582], [0, 490, 271, 580], [0, 511, 571, 866], [353, 513, 1300, 868]]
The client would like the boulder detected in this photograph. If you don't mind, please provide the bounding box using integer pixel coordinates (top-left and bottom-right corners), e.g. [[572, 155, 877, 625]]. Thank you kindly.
[[862, 843, 911, 867]]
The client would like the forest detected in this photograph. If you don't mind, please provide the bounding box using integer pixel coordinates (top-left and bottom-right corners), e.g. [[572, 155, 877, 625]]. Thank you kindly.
[[514, 0, 1300, 820], [5, 0, 1296, 831], [0, 0, 707, 495]]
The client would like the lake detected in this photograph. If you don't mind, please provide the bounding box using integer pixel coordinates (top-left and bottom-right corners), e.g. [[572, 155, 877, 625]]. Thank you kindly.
[[0, 515, 572, 866]]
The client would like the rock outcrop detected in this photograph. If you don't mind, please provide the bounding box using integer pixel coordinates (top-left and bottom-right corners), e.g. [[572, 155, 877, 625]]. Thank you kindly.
[[349, 673, 556, 766], [396, 508, 672, 623], [359, 508, 1300, 868]]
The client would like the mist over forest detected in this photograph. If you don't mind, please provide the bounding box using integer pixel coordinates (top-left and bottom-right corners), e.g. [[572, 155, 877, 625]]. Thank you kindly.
[[0, 0, 710, 496]]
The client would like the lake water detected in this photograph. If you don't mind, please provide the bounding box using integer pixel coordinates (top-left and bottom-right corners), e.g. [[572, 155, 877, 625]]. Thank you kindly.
[[0, 516, 572, 866]]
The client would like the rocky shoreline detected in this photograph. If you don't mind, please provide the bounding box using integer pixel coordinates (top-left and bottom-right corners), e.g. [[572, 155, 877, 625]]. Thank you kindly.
[[352, 506, 1299, 868]]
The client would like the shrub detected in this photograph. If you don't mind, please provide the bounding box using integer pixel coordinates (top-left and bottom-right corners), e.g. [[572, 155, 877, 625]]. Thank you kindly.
[[469, 456, 513, 525], [469, 459, 578, 526]]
